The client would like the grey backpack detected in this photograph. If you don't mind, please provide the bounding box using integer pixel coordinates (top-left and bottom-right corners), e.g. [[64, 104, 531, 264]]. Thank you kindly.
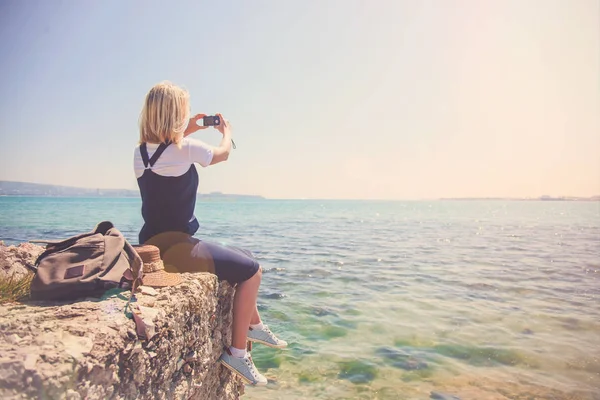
[[30, 221, 143, 301]]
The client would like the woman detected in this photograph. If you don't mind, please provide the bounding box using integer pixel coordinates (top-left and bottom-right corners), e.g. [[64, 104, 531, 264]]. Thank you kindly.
[[133, 81, 286, 386]]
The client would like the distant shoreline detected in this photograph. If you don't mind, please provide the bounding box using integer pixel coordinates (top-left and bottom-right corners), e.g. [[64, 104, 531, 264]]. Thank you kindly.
[[440, 197, 600, 202], [0, 193, 266, 200], [0, 181, 597, 201], [0, 181, 264, 200], [1, 195, 598, 202]]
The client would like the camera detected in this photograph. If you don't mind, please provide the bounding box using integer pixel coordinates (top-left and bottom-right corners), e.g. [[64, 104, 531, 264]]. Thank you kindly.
[[202, 115, 221, 126]]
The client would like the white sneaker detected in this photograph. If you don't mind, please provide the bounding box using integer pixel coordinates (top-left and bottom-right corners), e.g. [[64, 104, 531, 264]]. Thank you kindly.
[[219, 349, 268, 386], [247, 325, 288, 348]]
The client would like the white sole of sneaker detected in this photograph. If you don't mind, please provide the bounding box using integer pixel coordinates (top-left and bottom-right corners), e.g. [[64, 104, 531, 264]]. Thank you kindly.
[[219, 359, 266, 386], [247, 337, 288, 349]]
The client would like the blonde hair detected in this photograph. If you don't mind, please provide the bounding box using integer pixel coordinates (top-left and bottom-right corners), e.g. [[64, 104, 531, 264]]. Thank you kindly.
[[139, 81, 190, 145]]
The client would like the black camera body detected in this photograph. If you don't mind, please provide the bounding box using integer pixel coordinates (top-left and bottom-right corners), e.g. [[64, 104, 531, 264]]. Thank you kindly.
[[203, 115, 221, 126]]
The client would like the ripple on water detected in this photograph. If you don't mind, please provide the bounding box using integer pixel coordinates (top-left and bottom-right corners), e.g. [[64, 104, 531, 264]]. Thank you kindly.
[[264, 309, 291, 322], [294, 318, 349, 341], [375, 346, 430, 371], [392, 336, 539, 369], [341, 307, 361, 316], [337, 359, 378, 384], [286, 341, 317, 359], [433, 343, 530, 367], [251, 350, 284, 370], [297, 369, 325, 384], [320, 323, 348, 339], [310, 305, 338, 317], [263, 267, 286, 273], [303, 268, 333, 278], [261, 291, 286, 300]]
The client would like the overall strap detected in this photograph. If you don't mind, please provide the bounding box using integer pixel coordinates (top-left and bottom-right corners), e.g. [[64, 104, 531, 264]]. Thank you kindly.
[[140, 141, 171, 169], [140, 143, 150, 168]]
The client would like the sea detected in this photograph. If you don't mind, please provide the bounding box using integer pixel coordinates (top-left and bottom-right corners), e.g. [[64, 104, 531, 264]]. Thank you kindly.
[[1, 197, 599, 400]]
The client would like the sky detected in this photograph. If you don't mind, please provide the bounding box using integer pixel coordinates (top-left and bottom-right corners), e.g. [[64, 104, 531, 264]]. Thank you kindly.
[[0, 0, 598, 199]]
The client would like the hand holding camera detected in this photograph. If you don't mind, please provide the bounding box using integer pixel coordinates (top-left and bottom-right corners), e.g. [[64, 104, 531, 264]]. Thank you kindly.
[[184, 113, 210, 136], [196, 113, 230, 134], [187, 112, 234, 148]]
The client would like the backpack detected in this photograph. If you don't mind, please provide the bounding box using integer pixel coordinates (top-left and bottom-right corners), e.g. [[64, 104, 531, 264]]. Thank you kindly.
[[29, 221, 143, 301]]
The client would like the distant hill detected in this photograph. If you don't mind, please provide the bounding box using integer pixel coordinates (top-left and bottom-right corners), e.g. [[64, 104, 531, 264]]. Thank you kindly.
[[0, 181, 138, 197], [439, 196, 600, 202], [196, 191, 265, 201], [0, 181, 264, 200]]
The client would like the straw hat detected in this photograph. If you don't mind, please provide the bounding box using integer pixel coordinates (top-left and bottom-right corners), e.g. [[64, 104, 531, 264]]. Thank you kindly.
[[134, 244, 183, 287]]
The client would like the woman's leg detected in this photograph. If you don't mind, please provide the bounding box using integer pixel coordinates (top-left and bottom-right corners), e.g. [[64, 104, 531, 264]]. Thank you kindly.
[[159, 238, 268, 385], [196, 240, 286, 350], [250, 305, 262, 325], [246, 287, 288, 348], [231, 266, 262, 349]]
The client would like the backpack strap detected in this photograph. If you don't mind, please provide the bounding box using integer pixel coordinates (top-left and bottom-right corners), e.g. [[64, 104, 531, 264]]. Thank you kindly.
[[29, 239, 63, 245], [33, 235, 85, 267], [122, 238, 144, 317], [123, 239, 143, 291]]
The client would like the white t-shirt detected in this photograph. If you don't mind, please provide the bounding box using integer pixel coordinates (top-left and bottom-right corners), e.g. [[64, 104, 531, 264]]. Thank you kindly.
[[133, 137, 214, 178]]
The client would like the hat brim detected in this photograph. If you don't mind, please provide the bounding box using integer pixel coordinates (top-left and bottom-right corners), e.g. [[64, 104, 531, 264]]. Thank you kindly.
[[141, 270, 183, 288]]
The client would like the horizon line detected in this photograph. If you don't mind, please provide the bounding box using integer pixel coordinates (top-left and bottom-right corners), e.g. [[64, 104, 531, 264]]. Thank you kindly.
[[0, 179, 598, 202]]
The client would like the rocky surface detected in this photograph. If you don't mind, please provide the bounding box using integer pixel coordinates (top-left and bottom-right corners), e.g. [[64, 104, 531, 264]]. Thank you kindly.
[[0, 242, 44, 280], [0, 243, 244, 399]]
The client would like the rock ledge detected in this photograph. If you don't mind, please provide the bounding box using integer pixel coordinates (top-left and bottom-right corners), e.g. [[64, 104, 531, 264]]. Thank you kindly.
[[0, 243, 243, 400]]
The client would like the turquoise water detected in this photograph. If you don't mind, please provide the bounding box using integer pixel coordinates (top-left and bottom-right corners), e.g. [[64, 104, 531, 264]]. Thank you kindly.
[[1, 197, 599, 399]]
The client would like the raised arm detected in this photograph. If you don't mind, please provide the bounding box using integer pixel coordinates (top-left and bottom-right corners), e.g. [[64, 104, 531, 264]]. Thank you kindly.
[[210, 113, 232, 165], [184, 113, 209, 137]]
